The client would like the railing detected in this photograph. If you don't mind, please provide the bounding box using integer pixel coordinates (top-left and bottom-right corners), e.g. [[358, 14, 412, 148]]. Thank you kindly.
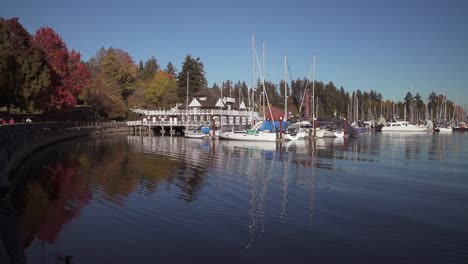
[[130, 108, 260, 118], [0, 121, 128, 146], [127, 120, 257, 127]]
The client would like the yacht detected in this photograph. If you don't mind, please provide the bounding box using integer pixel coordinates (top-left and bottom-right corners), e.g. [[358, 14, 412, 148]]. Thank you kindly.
[[381, 120, 428, 132], [219, 121, 277, 142]]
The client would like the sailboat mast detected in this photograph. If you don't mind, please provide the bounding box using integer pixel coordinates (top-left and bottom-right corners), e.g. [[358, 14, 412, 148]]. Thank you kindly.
[[444, 93, 447, 123], [186, 71, 189, 126], [312, 56, 315, 120], [284, 55, 288, 121], [312, 55, 316, 137], [251, 34, 255, 124], [262, 41, 265, 119]]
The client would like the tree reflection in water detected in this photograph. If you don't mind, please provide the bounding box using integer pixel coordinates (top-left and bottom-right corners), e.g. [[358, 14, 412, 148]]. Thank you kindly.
[[10, 134, 407, 263]]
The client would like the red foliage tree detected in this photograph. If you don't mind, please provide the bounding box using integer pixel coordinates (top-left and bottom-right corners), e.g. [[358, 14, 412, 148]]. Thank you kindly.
[[32, 27, 89, 111], [265, 106, 285, 120]]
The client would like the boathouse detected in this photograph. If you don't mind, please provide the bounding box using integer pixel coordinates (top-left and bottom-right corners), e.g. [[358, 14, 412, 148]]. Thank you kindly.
[[128, 88, 259, 135]]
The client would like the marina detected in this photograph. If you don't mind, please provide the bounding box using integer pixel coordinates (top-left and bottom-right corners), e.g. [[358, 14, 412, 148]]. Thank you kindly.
[[1, 1, 468, 263]]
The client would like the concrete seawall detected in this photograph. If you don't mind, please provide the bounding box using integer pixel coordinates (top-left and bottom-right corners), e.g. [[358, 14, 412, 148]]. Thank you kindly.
[[0, 122, 128, 196]]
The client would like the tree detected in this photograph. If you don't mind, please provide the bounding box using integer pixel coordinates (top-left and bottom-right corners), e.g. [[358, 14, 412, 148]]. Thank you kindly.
[[85, 74, 126, 119], [428, 92, 438, 120], [21, 47, 52, 110], [240, 81, 249, 106], [165, 62, 177, 77], [33, 27, 89, 111], [83, 47, 137, 119], [99, 48, 137, 99], [404, 92, 413, 121], [141, 57, 159, 81], [290, 78, 305, 112], [138, 60, 144, 74], [0, 17, 50, 114], [211, 82, 220, 90], [0, 40, 22, 112], [144, 71, 178, 108], [177, 55, 207, 98]]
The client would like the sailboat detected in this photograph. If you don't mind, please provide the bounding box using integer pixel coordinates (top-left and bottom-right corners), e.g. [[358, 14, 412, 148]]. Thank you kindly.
[[282, 56, 300, 141], [219, 34, 277, 142], [303, 55, 330, 138]]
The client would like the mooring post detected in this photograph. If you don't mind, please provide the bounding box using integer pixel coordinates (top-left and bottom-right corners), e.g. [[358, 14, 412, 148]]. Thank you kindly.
[[279, 116, 283, 139], [344, 117, 347, 136], [212, 117, 216, 139], [313, 117, 316, 137]]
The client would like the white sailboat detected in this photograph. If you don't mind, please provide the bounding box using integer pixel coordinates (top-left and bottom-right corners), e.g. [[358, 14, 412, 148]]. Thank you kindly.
[[219, 121, 277, 141], [282, 55, 299, 141], [219, 35, 277, 142]]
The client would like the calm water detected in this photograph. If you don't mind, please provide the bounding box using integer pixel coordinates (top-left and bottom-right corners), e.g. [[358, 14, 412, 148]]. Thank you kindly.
[[6, 132, 468, 263]]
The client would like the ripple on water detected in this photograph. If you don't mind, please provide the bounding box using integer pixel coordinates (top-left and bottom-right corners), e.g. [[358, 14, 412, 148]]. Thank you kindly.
[[13, 134, 468, 264]]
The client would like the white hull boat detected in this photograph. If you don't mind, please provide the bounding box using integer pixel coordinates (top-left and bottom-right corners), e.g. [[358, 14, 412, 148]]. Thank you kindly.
[[219, 130, 277, 142], [310, 128, 326, 138], [184, 131, 206, 138], [333, 130, 345, 138], [284, 133, 300, 141], [322, 130, 344, 138], [434, 127, 452, 133], [381, 120, 428, 132]]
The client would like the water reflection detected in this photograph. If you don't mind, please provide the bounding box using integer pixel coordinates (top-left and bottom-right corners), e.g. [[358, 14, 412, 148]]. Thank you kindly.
[[7, 132, 468, 263], [1, 194, 26, 264]]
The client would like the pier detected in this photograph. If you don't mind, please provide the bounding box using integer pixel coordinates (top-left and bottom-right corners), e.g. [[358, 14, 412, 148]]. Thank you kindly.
[[127, 108, 261, 135]]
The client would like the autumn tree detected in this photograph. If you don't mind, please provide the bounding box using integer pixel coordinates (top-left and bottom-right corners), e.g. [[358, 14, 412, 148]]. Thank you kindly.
[[83, 47, 137, 119], [144, 71, 178, 108], [32, 27, 89, 111]]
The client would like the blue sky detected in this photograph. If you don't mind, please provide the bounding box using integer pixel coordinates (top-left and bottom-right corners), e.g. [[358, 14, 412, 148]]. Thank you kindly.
[[2, 0, 468, 106]]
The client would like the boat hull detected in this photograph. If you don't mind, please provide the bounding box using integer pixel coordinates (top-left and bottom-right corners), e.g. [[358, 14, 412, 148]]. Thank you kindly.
[[381, 127, 428, 132], [184, 133, 206, 139], [453, 127, 468, 132], [434, 127, 453, 133], [219, 131, 277, 142], [310, 128, 326, 138]]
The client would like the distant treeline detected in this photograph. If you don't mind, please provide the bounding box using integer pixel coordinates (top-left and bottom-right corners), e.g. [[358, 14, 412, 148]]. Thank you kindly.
[[1, 17, 465, 122]]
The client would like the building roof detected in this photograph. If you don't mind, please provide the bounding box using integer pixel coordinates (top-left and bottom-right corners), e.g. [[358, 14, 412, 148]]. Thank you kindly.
[[178, 88, 248, 110]]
